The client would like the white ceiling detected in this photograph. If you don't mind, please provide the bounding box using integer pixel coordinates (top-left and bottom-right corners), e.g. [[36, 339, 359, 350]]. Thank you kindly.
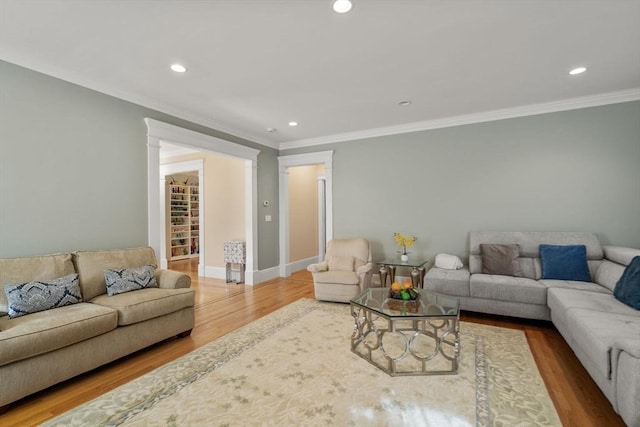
[[1, 0, 639, 150]]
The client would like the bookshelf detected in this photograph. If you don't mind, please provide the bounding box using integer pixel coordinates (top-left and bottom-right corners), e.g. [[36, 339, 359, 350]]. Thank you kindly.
[[169, 184, 199, 260]]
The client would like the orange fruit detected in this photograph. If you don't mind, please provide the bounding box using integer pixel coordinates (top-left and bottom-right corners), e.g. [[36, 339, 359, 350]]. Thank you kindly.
[[404, 281, 412, 289], [391, 282, 402, 291]]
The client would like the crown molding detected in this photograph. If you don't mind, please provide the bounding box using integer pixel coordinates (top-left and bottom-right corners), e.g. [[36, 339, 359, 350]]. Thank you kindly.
[[279, 88, 640, 150], [145, 118, 260, 161], [0, 55, 280, 150], [4, 55, 638, 152]]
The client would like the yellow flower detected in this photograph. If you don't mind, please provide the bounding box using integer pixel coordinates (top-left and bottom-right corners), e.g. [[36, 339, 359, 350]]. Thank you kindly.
[[393, 232, 417, 257], [393, 232, 416, 247]]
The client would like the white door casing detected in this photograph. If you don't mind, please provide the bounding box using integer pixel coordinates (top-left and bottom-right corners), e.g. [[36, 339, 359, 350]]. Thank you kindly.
[[145, 118, 260, 284], [278, 151, 333, 277]]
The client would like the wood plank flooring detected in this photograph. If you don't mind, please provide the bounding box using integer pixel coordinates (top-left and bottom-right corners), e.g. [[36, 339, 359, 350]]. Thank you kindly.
[[0, 259, 625, 426]]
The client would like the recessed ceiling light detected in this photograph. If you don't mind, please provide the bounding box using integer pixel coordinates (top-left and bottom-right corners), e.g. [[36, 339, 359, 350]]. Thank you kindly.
[[267, 127, 277, 133], [288, 121, 299, 127], [332, 0, 353, 14], [398, 100, 412, 107], [569, 67, 587, 75], [170, 63, 187, 73]]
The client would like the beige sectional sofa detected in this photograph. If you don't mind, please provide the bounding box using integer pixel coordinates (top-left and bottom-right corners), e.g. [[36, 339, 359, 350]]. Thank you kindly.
[[424, 232, 640, 427], [0, 247, 195, 411]]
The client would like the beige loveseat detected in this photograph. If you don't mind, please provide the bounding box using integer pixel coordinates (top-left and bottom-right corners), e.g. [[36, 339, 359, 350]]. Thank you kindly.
[[0, 247, 195, 411]]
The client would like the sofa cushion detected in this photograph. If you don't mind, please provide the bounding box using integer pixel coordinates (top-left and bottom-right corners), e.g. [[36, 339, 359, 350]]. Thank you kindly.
[[313, 270, 360, 286], [328, 256, 355, 272], [0, 253, 76, 316], [565, 308, 640, 381], [540, 244, 592, 282], [4, 273, 82, 318], [480, 244, 522, 276], [0, 302, 117, 366], [595, 260, 627, 292], [614, 256, 640, 310], [547, 288, 639, 341], [73, 247, 158, 301], [604, 246, 640, 267], [470, 231, 603, 259], [548, 288, 639, 316], [104, 265, 158, 296], [470, 274, 546, 304], [90, 288, 195, 326], [540, 279, 611, 295], [424, 267, 470, 297]]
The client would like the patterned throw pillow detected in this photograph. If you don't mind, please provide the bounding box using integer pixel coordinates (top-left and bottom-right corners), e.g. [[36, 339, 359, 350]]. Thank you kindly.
[[3, 273, 83, 318], [104, 265, 158, 296]]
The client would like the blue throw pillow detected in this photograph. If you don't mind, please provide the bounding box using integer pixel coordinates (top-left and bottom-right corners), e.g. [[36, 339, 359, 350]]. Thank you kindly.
[[614, 256, 640, 310], [539, 244, 592, 282]]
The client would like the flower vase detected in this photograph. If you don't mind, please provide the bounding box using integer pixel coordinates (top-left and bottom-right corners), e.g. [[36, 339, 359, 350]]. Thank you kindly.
[[400, 254, 409, 262]]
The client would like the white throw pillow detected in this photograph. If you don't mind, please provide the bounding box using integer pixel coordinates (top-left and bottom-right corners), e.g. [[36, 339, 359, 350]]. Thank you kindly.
[[435, 253, 463, 270]]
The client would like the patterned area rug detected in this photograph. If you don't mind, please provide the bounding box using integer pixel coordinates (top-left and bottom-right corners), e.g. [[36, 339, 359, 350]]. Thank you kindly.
[[44, 299, 560, 427]]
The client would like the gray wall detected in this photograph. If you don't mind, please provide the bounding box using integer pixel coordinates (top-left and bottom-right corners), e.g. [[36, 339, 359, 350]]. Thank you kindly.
[[0, 60, 279, 269], [282, 101, 640, 261], [2, 59, 638, 269]]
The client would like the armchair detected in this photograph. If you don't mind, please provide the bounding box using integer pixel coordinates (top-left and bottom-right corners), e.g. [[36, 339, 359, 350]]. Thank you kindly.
[[307, 238, 373, 302]]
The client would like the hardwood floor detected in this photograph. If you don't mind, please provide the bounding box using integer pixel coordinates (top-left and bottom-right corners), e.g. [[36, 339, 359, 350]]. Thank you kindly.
[[1, 259, 625, 426]]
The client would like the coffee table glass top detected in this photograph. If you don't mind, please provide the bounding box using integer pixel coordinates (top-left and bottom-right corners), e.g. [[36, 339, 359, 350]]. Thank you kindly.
[[351, 287, 459, 318], [377, 256, 427, 268]]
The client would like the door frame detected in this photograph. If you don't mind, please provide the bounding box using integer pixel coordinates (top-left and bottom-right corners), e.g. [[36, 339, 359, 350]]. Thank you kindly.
[[145, 118, 260, 284], [278, 151, 334, 277]]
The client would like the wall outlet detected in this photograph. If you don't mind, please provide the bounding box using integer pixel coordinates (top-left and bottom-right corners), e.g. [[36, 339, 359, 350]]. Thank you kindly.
[[265, 215, 272, 222]]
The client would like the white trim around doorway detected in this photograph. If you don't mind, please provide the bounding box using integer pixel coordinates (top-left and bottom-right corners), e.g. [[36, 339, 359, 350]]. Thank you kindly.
[[277, 150, 334, 277], [145, 118, 260, 284]]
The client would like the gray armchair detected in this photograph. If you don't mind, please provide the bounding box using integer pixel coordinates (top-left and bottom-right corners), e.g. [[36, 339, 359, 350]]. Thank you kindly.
[[307, 238, 373, 302]]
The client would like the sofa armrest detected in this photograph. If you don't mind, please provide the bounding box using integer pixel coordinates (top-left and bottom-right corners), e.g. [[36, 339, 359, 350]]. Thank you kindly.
[[356, 262, 373, 276], [307, 262, 328, 273], [155, 269, 191, 289], [603, 246, 640, 267], [614, 338, 640, 359]]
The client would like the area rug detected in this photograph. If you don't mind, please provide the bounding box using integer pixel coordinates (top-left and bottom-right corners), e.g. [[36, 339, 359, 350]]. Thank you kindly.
[[44, 298, 560, 427]]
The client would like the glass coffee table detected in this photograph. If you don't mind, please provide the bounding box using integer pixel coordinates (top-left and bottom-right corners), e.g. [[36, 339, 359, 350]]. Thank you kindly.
[[350, 287, 460, 376]]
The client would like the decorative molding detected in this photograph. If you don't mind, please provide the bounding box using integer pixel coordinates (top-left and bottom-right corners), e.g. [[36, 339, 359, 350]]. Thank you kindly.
[[286, 256, 319, 277], [1, 55, 279, 149], [278, 151, 334, 277], [146, 119, 260, 285], [279, 88, 640, 150], [251, 265, 280, 285], [146, 118, 260, 161], [277, 151, 335, 169], [204, 265, 225, 279], [7, 56, 638, 152]]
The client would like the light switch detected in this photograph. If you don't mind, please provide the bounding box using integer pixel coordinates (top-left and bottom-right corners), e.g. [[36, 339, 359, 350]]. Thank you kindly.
[[265, 215, 272, 222]]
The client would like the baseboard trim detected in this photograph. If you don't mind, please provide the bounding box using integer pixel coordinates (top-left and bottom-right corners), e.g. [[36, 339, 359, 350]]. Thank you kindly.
[[286, 256, 319, 276]]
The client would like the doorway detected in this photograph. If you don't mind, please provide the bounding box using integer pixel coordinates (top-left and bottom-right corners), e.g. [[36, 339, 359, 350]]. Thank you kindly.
[[287, 164, 325, 273], [278, 151, 334, 277], [145, 118, 260, 284], [160, 160, 203, 272]]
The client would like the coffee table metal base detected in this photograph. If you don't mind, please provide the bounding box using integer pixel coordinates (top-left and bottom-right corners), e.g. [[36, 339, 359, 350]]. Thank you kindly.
[[350, 304, 460, 376]]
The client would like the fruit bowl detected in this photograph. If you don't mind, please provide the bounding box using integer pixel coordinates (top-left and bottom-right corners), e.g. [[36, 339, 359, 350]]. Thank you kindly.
[[389, 282, 419, 300]]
